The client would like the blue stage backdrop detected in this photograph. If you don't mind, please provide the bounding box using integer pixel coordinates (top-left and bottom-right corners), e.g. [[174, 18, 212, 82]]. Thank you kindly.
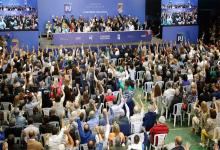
[[162, 25, 199, 43], [38, 0, 146, 34]]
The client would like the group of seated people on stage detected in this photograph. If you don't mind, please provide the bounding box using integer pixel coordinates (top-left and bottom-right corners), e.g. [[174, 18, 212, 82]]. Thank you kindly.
[[0, 32, 220, 150], [45, 15, 149, 36]]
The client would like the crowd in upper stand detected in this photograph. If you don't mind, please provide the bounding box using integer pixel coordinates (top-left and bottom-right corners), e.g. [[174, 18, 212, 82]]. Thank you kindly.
[[0, 5, 38, 31], [0, 21, 219, 150]]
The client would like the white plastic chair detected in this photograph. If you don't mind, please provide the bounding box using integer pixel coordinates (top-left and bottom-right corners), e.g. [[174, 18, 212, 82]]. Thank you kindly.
[[170, 103, 183, 127], [137, 71, 145, 81], [14, 137, 21, 145], [0, 102, 13, 111], [162, 95, 174, 119], [149, 134, 167, 150], [0, 110, 10, 122], [42, 108, 52, 116], [33, 123, 42, 128], [131, 121, 143, 134], [80, 144, 88, 150], [186, 103, 194, 126], [144, 82, 154, 93], [136, 71, 145, 87], [207, 101, 213, 108], [49, 121, 60, 128]]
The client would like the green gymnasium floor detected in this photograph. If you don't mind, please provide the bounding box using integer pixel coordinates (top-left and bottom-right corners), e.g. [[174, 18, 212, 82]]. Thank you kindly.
[[133, 88, 206, 150]]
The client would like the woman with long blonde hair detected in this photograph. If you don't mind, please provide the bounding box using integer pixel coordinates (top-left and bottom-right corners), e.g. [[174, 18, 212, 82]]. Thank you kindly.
[[108, 123, 125, 146], [192, 101, 210, 134]]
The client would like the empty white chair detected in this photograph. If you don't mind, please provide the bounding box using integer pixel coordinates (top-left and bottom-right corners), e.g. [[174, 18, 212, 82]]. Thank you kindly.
[[149, 133, 167, 150], [42, 108, 52, 116], [170, 103, 183, 127]]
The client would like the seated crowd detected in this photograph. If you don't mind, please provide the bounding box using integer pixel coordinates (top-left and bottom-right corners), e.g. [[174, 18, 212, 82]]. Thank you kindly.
[[0, 36, 220, 150], [0, 15, 38, 31], [45, 14, 149, 35]]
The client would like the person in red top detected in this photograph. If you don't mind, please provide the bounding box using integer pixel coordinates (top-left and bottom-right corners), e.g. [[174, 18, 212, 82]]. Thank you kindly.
[[149, 116, 169, 145], [105, 89, 116, 102]]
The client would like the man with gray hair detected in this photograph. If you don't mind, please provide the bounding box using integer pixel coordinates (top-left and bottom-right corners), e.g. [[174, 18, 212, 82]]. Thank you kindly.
[[130, 99, 145, 133], [149, 116, 169, 145]]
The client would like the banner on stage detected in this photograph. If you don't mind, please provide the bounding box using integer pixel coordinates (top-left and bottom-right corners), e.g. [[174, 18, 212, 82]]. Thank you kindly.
[[52, 30, 152, 45]]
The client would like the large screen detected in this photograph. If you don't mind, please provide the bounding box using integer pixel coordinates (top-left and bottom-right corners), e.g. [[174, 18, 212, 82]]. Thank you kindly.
[[0, 0, 38, 31], [161, 0, 198, 26]]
